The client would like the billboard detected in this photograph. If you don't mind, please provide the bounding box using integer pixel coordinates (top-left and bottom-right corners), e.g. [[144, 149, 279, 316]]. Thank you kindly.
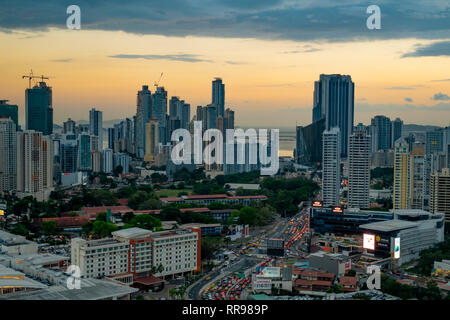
[[253, 279, 272, 290], [332, 206, 343, 213], [312, 200, 323, 208], [363, 234, 375, 250], [394, 237, 400, 259]]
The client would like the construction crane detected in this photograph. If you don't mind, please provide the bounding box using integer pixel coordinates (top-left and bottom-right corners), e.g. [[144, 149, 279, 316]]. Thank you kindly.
[[22, 70, 51, 89], [154, 72, 163, 88]]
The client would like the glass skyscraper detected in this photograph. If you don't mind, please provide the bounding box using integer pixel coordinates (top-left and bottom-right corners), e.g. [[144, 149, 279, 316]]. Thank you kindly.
[[212, 77, 225, 118], [25, 81, 53, 135], [0, 100, 19, 128], [312, 74, 354, 158]]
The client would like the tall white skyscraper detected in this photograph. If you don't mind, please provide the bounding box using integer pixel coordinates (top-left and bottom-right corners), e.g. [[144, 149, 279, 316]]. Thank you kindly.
[[322, 127, 341, 207], [16, 130, 53, 201], [348, 128, 371, 209], [101, 148, 113, 173], [89, 108, 103, 150], [0, 118, 17, 193]]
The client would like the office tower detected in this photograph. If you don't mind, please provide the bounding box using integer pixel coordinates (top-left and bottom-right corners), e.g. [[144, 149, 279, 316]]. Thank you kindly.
[[295, 118, 326, 166], [426, 128, 444, 155], [144, 119, 159, 162], [370, 115, 392, 152], [152, 87, 168, 145], [136, 85, 152, 158], [16, 130, 54, 200], [312, 74, 354, 158], [392, 117, 403, 146], [430, 168, 450, 222], [393, 138, 410, 210], [113, 153, 131, 174], [0, 100, 19, 128], [89, 108, 103, 150], [212, 77, 225, 117], [409, 145, 425, 209], [348, 127, 371, 209], [169, 96, 190, 131], [91, 151, 101, 173], [405, 133, 416, 153], [196, 106, 203, 123], [25, 81, 53, 135], [101, 148, 113, 173], [63, 118, 76, 134], [206, 104, 217, 129], [224, 108, 235, 130], [77, 133, 92, 171], [60, 134, 78, 173], [91, 135, 100, 152], [108, 127, 115, 149], [169, 96, 180, 119], [217, 116, 224, 133], [322, 128, 341, 207], [75, 123, 89, 136], [447, 143, 450, 169], [181, 102, 190, 130], [422, 153, 435, 211], [0, 118, 17, 193]]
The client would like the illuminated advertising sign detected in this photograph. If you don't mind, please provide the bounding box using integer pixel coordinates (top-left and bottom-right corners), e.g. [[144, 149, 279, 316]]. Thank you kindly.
[[332, 206, 343, 213], [312, 201, 323, 208], [394, 237, 400, 259], [363, 234, 375, 250], [0, 210, 4, 216]]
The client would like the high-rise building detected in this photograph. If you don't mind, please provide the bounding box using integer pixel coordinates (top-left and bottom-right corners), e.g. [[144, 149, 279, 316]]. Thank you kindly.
[[152, 87, 168, 145], [212, 78, 225, 118], [422, 153, 435, 211], [25, 81, 53, 135], [426, 128, 444, 155], [136, 85, 152, 158], [63, 118, 76, 134], [0, 118, 17, 193], [60, 134, 78, 174], [77, 133, 92, 171], [16, 130, 53, 200], [108, 127, 115, 150], [144, 119, 159, 162], [91, 150, 102, 173], [101, 148, 113, 173], [409, 145, 425, 209], [295, 118, 326, 167], [313, 74, 354, 158], [371, 115, 392, 152], [430, 168, 450, 222], [322, 128, 341, 207], [348, 127, 371, 209], [89, 108, 103, 150], [392, 117, 403, 146], [224, 108, 235, 130], [393, 138, 410, 210], [0, 100, 19, 128], [113, 153, 131, 174]]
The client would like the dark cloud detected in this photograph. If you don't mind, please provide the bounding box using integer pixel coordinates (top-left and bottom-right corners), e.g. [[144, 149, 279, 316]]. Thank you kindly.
[[430, 78, 450, 82], [109, 54, 212, 63], [432, 92, 450, 100], [405, 97, 413, 102], [385, 87, 414, 90], [0, 1, 448, 43], [402, 40, 450, 57]]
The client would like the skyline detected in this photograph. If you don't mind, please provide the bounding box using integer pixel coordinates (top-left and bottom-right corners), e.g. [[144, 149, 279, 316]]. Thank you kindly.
[[0, 0, 449, 128]]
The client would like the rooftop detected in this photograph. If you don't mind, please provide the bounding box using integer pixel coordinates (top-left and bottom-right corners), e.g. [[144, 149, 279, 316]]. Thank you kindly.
[[111, 227, 152, 240], [359, 219, 417, 232]]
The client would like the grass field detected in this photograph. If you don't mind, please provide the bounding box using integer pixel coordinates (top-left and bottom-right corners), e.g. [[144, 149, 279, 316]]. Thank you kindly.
[[156, 189, 192, 198]]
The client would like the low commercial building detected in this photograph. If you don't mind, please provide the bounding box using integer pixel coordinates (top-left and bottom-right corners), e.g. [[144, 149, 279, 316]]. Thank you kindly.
[[310, 207, 393, 235], [0, 230, 38, 256], [338, 276, 358, 292], [293, 268, 335, 294], [179, 223, 222, 237], [359, 210, 445, 265], [160, 194, 267, 206], [307, 251, 352, 277]]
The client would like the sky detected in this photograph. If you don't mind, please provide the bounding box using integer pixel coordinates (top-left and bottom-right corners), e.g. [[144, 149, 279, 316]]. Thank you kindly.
[[0, 0, 449, 128]]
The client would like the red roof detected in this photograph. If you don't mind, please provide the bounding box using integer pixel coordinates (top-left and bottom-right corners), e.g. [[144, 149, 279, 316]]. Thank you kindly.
[[40, 216, 89, 228], [295, 279, 333, 287], [134, 275, 164, 285], [81, 206, 131, 215], [187, 194, 229, 200], [117, 198, 129, 206], [339, 276, 358, 287]]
